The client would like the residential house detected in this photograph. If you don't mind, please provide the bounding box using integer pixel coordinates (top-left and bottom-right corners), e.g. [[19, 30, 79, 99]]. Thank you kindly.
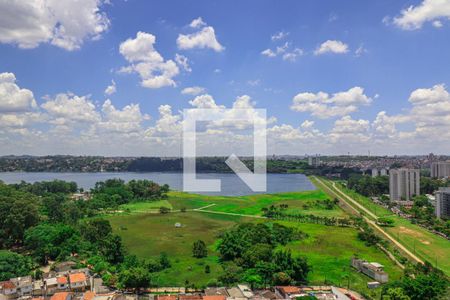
[[10, 276, 32, 296], [68, 273, 88, 291], [237, 285, 254, 299], [204, 288, 228, 297], [179, 295, 202, 300], [0, 281, 16, 297], [50, 292, 72, 300], [203, 296, 227, 300], [274, 287, 301, 299], [57, 277, 69, 290], [44, 277, 59, 295], [226, 287, 246, 300], [54, 262, 77, 273], [32, 280, 44, 296]]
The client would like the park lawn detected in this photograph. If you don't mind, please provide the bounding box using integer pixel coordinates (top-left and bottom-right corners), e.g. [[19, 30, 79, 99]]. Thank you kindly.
[[108, 208, 402, 295], [107, 211, 251, 286], [119, 200, 173, 212], [334, 182, 393, 218], [385, 218, 450, 276], [316, 177, 450, 277], [168, 190, 346, 217], [279, 222, 403, 299]]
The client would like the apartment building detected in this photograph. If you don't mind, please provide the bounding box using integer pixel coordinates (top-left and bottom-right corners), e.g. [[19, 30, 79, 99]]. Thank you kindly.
[[389, 169, 420, 201]]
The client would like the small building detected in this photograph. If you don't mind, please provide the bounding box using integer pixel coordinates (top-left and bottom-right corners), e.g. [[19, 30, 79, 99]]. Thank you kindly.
[[226, 287, 245, 300], [237, 285, 254, 299], [274, 286, 301, 299], [204, 288, 228, 297], [0, 281, 16, 296], [367, 282, 380, 289], [44, 277, 59, 294], [68, 273, 88, 291], [54, 261, 77, 273], [32, 280, 44, 296], [57, 276, 69, 290], [351, 258, 388, 283], [203, 296, 227, 300], [10, 276, 32, 296], [50, 292, 72, 300]]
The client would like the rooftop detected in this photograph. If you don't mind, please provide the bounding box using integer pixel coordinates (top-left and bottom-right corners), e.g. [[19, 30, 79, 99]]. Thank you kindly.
[[69, 273, 86, 283]]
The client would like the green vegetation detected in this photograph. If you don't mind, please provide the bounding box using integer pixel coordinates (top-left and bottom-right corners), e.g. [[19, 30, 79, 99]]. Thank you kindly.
[[347, 174, 389, 197], [0, 250, 35, 281], [217, 222, 310, 287], [1, 175, 447, 299], [315, 177, 450, 277]]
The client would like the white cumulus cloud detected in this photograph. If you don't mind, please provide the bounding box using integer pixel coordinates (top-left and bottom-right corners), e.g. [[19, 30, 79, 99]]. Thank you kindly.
[[0, 72, 37, 112], [104, 80, 116, 95], [181, 86, 206, 96], [0, 0, 110, 50], [393, 0, 450, 30], [177, 18, 224, 52], [291, 87, 372, 118], [314, 40, 349, 55], [119, 31, 179, 89]]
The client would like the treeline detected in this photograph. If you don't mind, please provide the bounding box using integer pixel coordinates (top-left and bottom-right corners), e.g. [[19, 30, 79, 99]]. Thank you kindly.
[[216, 223, 310, 287], [347, 175, 389, 197], [0, 178, 170, 284], [348, 174, 450, 197], [0, 155, 360, 175], [262, 204, 354, 227]]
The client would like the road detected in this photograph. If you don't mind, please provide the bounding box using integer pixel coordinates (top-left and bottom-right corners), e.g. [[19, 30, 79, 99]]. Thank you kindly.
[[312, 176, 424, 265]]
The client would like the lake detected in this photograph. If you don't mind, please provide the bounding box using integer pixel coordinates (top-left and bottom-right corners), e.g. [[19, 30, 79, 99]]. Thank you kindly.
[[0, 172, 315, 196]]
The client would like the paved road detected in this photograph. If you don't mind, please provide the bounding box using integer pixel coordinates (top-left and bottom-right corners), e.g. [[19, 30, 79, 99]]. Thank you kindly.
[[312, 176, 424, 264]]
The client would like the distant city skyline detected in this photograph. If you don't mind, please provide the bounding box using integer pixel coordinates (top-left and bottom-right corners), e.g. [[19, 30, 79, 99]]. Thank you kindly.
[[0, 0, 449, 156]]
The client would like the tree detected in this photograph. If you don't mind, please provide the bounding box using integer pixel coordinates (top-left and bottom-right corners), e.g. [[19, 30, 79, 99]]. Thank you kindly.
[[159, 207, 170, 214], [0, 191, 40, 247], [272, 272, 292, 285], [0, 250, 35, 281], [118, 267, 151, 291], [24, 223, 80, 264], [382, 288, 411, 300], [192, 240, 208, 258], [159, 252, 171, 269], [218, 262, 243, 285], [205, 265, 210, 274]]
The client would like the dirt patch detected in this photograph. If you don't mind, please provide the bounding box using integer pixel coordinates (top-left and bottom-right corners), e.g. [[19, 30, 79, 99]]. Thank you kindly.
[[399, 226, 430, 245]]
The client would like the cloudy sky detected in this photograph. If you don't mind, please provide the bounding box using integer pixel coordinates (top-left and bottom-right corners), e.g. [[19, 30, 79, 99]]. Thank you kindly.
[[0, 0, 449, 156]]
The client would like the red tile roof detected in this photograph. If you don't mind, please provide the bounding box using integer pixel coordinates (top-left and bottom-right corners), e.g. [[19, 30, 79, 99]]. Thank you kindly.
[[57, 277, 68, 284], [277, 286, 301, 294], [203, 296, 226, 300], [69, 273, 86, 283], [83, 291, 96, 300], [156, 296, 178, 300], [51, 292, 71, 300], [0, 281, 16, 289]]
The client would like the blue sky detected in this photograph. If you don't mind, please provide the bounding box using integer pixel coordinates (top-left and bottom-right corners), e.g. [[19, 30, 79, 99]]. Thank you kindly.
[[0, 0, 449, 156]]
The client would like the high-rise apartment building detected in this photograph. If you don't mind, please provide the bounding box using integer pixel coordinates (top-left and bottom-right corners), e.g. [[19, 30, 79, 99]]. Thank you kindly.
[[389, 169, 420, 201], [435, 187, 450, 219], [431, 161, 450, 179]]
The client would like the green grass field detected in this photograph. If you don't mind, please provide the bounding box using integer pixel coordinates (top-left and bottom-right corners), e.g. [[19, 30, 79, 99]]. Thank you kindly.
[[119, 200, 173, 212], [161, 189, 346, 218], [315, 177, 450, 277], [108, 186, 404, 298]]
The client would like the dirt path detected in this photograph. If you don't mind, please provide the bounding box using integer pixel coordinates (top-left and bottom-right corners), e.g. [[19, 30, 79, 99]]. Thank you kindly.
[[312, 176, 424, 265], [193, 209, 267, 219]]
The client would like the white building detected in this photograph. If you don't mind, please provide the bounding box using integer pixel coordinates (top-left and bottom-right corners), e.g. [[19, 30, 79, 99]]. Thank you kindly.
[[431, 161, 450, 179], [308, 155, 321, 167], [435, 187, 450, 219], [389, 169, 420, 201]]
